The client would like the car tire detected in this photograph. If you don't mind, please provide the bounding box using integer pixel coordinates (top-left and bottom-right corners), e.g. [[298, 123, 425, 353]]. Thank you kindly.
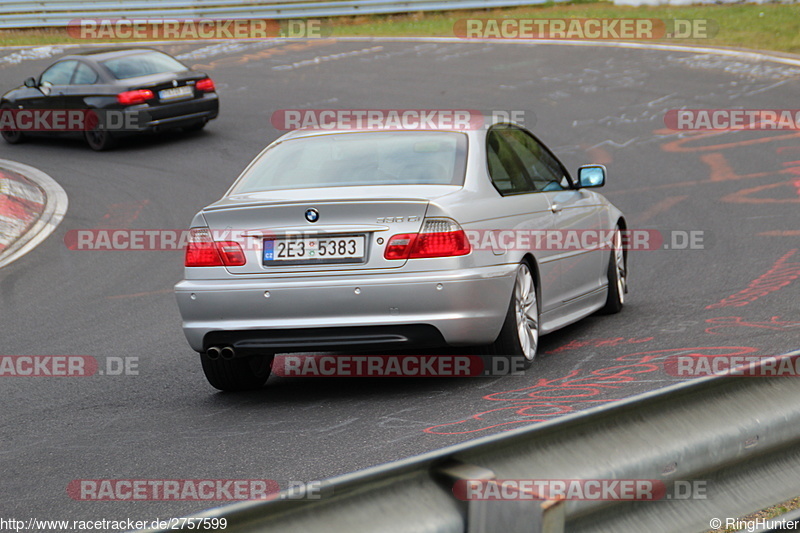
[[598, 225, 627, 314], [1, 104, 25, 144], [481, 262, 539, 371], [200, 352, 273, 391], [84, 124, 116, 151]]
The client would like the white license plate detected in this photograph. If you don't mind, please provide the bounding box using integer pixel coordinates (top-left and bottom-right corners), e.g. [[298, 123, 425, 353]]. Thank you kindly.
[[158, 86, 193, 101], [263, 235, 366, 265]]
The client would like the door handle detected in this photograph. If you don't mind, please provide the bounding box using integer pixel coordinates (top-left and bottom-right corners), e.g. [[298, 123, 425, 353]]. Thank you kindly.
[[550, 204, 562, 213]]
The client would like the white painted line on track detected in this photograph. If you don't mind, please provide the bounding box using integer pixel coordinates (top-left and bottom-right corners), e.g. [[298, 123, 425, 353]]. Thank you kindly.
[[1, 36, 800, 67]]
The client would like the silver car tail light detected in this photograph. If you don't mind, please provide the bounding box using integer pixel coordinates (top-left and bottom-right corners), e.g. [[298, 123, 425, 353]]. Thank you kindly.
[[185, 228, 246, 267], [384, 218, 471, 260]]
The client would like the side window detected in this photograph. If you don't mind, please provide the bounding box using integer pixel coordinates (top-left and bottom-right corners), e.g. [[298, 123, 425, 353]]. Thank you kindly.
[[486, 129, 536, 195], [71, 62, 98, 85], [500, 128, 569, 191], [40, 60, 78, 86]]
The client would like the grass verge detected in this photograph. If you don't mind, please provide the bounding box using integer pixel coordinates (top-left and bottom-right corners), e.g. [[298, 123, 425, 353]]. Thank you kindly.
[[0, 2, 799, 54]]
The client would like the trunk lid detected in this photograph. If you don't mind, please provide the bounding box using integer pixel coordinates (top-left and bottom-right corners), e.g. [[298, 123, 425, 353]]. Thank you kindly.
[[124, 71, 208, 108], [201, 188, 445, 274]]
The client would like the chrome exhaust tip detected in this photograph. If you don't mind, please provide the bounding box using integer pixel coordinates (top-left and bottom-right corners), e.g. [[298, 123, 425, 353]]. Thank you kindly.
[[206, 346, 221, 360], [220, 346, 235, 360]]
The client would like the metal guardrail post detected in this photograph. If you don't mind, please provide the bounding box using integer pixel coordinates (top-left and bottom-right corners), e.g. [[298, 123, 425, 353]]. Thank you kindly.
[[435, 461, 565, 533]]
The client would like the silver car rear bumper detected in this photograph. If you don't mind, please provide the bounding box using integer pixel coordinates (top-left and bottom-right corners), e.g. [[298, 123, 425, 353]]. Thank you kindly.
[[175, 264, 517, 352]]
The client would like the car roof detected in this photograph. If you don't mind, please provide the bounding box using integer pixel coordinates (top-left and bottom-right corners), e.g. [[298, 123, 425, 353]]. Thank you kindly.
[[62, 47, 164, 62], [276, 116, 519, 142]]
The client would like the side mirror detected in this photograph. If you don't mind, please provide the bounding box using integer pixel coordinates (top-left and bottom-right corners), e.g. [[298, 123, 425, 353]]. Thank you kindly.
[[24, 77, 37, 88], [577, 165, 606, 188]]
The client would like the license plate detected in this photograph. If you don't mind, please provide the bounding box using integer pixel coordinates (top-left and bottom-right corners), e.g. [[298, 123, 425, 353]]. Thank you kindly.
[[158, 85, 193, 101], [263, 235, 366, 265]]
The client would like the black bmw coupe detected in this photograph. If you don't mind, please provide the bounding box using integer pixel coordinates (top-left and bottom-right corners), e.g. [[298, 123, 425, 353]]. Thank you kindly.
[[1, 48, 219, 150]]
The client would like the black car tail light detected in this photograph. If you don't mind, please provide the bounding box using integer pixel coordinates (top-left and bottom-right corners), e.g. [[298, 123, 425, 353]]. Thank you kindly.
[[195, 78, 215, 92], [117, 89, 155, 105]]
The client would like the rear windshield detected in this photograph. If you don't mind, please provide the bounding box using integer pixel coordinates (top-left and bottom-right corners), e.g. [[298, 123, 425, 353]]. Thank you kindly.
[[232, 131, 468, 193], [101, 51, 188, 80]]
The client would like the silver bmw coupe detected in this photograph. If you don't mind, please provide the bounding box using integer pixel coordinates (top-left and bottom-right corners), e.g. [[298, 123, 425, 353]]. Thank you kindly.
[[175, 118, 627, 390]]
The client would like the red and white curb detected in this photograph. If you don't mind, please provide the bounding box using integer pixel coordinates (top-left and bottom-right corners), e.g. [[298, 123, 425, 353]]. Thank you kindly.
[[0, 159, 68, 269], [0, 170, 44, 252]]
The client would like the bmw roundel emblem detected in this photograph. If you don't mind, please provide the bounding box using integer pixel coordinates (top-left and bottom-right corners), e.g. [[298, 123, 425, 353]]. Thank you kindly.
[[305, 208, 320, 223]]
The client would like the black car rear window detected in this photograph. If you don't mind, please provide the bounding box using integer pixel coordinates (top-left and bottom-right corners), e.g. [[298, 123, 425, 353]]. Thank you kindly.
[[101, 51, 188, 80]]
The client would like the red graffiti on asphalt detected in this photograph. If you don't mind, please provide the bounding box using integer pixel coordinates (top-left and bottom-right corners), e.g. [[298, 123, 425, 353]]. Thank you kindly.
[[95, 200, 150, 229], [706, 249, 800, 309], [704, 316, 800, 335], [423, 346, 759, 435], [545, 337, 654, 354]]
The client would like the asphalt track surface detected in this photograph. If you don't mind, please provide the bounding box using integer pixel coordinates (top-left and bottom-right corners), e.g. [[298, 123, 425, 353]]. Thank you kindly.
[[1, 38, 799, 528]]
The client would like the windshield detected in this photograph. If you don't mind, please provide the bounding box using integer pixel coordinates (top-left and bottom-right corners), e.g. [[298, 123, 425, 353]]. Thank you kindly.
[[101, 51, 189, 79], [231, 131, 468, 193]]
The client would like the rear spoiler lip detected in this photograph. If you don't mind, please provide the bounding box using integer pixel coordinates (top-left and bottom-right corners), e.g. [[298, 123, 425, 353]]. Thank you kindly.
[[202, 197, 434, 212]]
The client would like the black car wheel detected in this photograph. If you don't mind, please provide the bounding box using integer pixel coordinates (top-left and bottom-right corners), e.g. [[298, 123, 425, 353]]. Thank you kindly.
[[84, 124, 115, 151], [1, 104, 25, 144]]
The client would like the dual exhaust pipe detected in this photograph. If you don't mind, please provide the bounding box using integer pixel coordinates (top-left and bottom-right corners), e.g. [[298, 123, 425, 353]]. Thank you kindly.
[[206, 345, 235, 361]]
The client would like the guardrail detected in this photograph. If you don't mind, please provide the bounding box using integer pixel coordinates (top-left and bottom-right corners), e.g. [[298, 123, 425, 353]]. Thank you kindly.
[[0, 0, 560, 30], [136, 349, 800, 533]]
